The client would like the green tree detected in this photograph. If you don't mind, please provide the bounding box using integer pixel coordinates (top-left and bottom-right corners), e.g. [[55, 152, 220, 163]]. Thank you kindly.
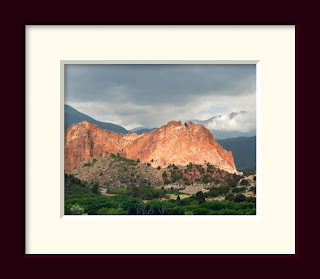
[[137, 158, 140, 163], [177, 195, 181, 200], [225, 193, 235, 201], [240, 179, 249, 185], [92, 183, 100, 194], [195, 191, 205, 204], [157, 166, 161, 170], [246, 197, 256, 203], [234, 194, 246, 203]]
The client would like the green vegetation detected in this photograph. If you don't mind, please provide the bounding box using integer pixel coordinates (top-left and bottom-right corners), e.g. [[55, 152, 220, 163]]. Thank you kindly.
[[231, 187, 246, 194], [107, 185, 167, 200], [92, 183, 100, 194], [65, 193, 256, 215], [225, 193, 235, 201], [65, 155, 256, 215], [249, 186, 256, 194], [70, 204, 84, 215], [110, 153, 138, 166], [246, 197, 256, 203], [206, 185, 230, 198], [240, 179, 249, 186], [65, 174, 98, 200], [83, 158, 97, 167], [234, 194, 246, 203], [195, 191, 205, 204]]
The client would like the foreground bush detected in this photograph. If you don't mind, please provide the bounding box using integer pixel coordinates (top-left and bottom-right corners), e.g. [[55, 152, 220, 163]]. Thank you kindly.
[[69, 204, 84, 215]]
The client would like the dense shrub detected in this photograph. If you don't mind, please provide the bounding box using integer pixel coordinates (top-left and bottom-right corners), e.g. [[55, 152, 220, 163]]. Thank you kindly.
[[231, 187, 246, 194], [240, 179, 249, 185], [234, 194, 246, 203], [92, 183, 100, 194], [195, 191, 205, 204], [246, 197, 256, 203], [225, 193, 235, 201]]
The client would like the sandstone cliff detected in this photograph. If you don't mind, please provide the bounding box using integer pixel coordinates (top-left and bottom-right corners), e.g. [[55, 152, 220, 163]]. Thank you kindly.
[[64, 120, 236, 173]]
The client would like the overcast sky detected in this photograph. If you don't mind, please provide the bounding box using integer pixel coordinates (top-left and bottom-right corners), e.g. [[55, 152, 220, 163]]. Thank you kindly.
[[65, 64, 256, 131]]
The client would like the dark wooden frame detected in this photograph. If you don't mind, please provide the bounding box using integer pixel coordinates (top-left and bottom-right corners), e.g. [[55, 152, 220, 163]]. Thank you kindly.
[[4, 0, 314, 276]]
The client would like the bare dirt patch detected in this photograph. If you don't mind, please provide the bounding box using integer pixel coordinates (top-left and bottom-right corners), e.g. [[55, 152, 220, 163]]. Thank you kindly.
[[181, 185, 209, 195], [99, 187, 116, 197], [168, 194, 190, 200]]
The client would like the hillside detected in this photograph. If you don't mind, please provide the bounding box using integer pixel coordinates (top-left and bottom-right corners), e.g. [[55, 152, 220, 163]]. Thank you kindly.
[[71, 153, 242, 188], [66, 153, 256, 215], [64, 104, 128, 134]]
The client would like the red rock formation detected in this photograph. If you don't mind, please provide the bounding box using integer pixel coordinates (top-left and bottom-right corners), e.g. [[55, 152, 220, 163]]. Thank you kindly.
[[64, 120, 236, 173]]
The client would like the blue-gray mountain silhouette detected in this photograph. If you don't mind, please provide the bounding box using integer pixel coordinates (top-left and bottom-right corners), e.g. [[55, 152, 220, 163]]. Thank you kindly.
[[64, 105, 128, 134], [216, 136, 256, 170]]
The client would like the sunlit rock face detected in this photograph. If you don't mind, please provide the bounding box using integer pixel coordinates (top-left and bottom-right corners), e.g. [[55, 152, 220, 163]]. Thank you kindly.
[[64, 120, 236, 173]]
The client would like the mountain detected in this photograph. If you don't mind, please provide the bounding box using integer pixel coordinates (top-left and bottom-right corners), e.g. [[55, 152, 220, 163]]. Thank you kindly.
[[64, 120, 237, 173], [188, 111, 256, 139], [130, 127, 143, 132], [190, 111, 248, 125], [216, 136, 256, 170], [64, 104, 128, 134], [130, 127, 158, 135], [210, 129, 256, 140]]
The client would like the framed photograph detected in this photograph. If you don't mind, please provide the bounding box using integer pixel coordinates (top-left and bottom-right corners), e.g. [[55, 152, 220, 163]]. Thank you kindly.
[[25, 25, 295, 254], [63, 62, 257, 217]]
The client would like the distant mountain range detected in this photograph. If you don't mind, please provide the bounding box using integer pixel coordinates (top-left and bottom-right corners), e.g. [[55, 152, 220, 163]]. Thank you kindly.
[[65, 105, 256, 140], [209, 129, 256, 140], [65, 105, 157, 135], [216, 136, 256, 170], [129, 127, 158, 135], [189, 111, 247, 125], [188, 111, 256, 139], [64, 105, 128, 134]]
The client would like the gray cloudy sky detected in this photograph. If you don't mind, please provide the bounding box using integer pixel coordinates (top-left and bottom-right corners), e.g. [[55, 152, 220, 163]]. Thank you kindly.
[[65, 64, 256, 130]]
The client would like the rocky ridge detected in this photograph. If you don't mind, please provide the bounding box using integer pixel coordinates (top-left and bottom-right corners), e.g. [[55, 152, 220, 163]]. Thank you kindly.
[[65, 120, 237, 173]]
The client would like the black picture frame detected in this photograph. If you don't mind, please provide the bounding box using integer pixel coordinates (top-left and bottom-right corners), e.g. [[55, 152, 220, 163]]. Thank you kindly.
[[4, 1, 314, 276]]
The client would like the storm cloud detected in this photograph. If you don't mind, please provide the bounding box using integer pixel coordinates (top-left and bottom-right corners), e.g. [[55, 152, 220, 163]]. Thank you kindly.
[[65, 64, 256, 130]]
